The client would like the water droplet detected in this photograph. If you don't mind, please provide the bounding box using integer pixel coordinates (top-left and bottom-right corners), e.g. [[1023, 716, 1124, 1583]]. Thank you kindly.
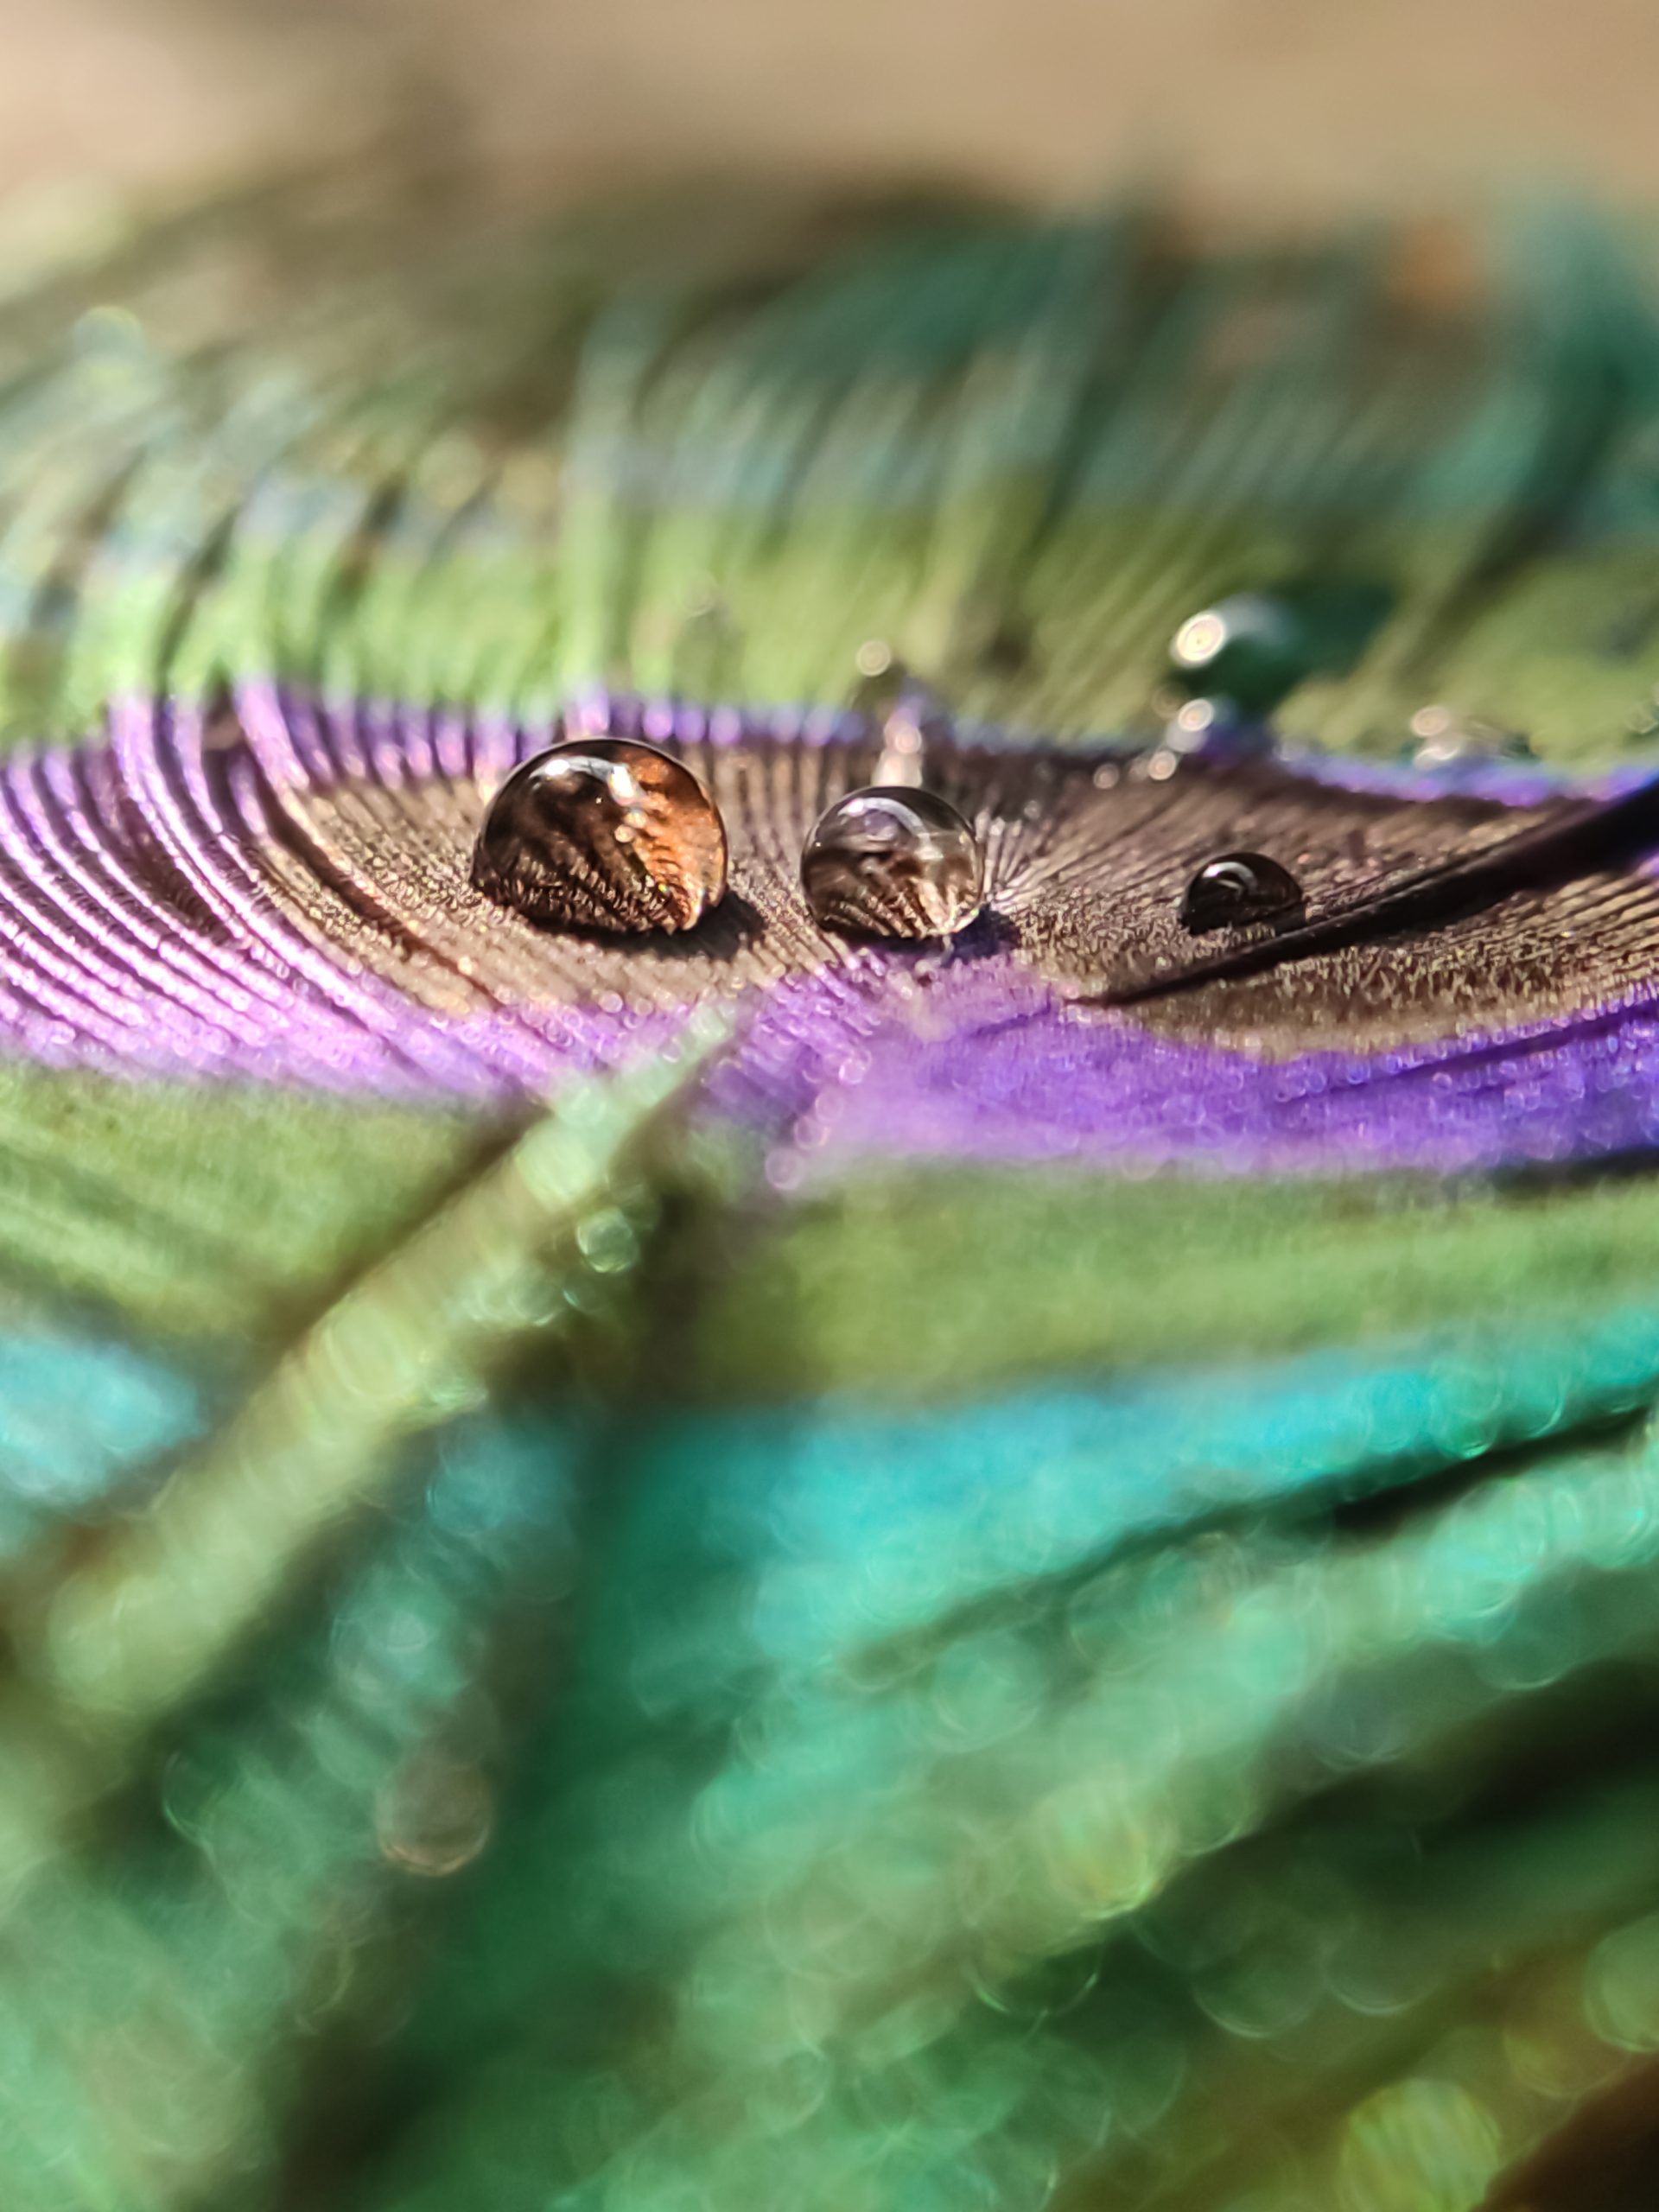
[[1408, 705, 1534, 771], [1153, 694, 1276, 765], [849, 658, 950, 785], [375, 1751, 494, 1877], [801, 786, 983, 940], [974, 1943, 1102, 2024], [1179, 851, 1304, 933], [1169, 592, 1308, 710], [1338, 2079, 1502, 2212], [471, 738, 727, 933], [576, 1205, 641, 1274]]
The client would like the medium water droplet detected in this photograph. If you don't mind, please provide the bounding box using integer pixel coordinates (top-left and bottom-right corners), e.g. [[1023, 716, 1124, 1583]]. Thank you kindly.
[[801, 786, 982, 940], [1170, 582, 1391, 714], [1179, 851, 1304, 932], [472, 738, 727, 933]]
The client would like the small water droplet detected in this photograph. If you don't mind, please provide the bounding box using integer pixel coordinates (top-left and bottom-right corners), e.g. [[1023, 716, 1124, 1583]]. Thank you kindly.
[[576, 1206, 640, 1274], [855, 664, 950, 786], [375, 1751, 494, 1877], [766, 1148, 804, 1192], [1179, 851, 1305, 933], [1408, 705, 1533, 770], [801, 786, 982, 940], [471, 738, 727, 933], [1154, 694, 1276, 765]]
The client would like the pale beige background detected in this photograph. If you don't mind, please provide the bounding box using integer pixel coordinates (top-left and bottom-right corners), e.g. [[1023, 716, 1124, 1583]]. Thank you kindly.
[[0, 0, 1651, 221]]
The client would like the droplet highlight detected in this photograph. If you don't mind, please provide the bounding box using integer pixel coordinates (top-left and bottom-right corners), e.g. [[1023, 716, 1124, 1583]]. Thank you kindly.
[[801, 786, 983, 940], [471, 737, 728, 933], [1178, 851, 1304, 933]]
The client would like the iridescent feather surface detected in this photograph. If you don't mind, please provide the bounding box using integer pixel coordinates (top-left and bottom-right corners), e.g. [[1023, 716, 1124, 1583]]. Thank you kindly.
[[5, 169, 1659, 2210]]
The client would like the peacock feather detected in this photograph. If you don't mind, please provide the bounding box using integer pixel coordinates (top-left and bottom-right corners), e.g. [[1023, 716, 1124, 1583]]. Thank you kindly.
[[4, 163, 1659, 2210]]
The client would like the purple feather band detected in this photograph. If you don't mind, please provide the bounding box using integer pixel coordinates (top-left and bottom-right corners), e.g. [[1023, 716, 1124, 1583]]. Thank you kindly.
[[0, 684, 1654, 1181]]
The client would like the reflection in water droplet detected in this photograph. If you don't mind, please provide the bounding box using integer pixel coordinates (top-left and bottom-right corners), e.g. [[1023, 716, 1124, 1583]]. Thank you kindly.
[[1179, 852, 1305, 934], [471, 738, 728, 933], [375, 1751, 494, 1877], [801, 787, 983, 941]]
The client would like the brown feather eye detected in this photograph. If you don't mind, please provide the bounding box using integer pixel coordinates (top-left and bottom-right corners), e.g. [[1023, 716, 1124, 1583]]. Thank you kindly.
[[471, 739, 728, 934], [262, 692, 1659, 1065], [800, 786, 983, 941]]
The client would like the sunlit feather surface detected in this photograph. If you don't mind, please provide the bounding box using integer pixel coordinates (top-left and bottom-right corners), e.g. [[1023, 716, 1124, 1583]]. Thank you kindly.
[[3, 167, 1659, 2210]]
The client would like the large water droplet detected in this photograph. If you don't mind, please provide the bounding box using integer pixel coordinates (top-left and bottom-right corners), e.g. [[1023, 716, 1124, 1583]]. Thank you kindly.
[[801, 786, 982, 940], [471, 737, 728, 933], [1179, 851, 1304, 933]]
